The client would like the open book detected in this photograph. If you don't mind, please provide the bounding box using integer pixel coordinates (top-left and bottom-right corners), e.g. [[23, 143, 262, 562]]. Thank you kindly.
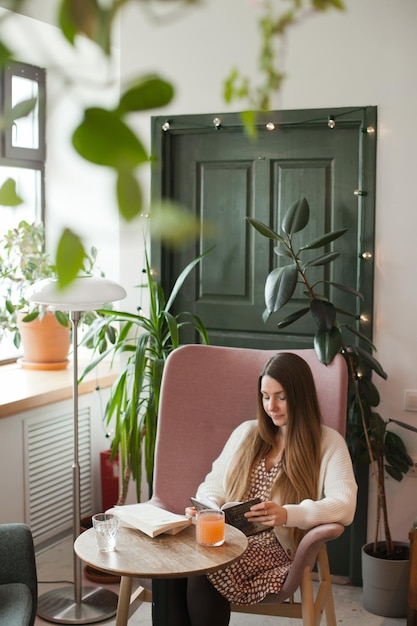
[[112, 503, 192, 538], [191, 493, 265, 537]]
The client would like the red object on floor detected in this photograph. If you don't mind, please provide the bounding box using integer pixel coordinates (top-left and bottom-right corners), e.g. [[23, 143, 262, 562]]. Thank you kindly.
[[100, 449, 119, 511]]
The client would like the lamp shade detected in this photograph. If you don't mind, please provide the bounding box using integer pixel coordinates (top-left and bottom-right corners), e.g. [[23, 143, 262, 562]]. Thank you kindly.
[[26, 276, 127, 311]]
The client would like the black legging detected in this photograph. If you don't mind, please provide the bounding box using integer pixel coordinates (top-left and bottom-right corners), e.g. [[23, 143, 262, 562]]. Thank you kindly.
[[152, 576, 230, 626]]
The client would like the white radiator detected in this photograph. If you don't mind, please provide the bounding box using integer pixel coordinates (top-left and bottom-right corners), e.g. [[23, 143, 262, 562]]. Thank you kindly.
[[24, 406, 92, 545]]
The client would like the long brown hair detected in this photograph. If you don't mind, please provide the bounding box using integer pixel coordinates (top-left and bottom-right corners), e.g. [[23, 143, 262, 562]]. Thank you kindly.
[[225, 352, 323, 545]]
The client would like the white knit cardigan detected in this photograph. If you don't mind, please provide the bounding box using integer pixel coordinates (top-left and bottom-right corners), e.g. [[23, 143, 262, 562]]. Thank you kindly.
[[196, 421, 358, 559]]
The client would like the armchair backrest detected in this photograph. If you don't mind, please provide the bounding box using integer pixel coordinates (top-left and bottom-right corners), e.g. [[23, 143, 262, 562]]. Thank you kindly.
[[150, 345, 348, 515]]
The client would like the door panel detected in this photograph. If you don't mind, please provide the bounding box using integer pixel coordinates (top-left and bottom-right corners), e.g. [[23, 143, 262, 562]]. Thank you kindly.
[[152, 108, 376, 354]]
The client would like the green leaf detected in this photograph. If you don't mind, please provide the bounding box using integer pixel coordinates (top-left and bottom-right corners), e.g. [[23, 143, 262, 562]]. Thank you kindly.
[[273, 243, 294, 259], [0, 40, 12, 67], [118, 76, 174, 114], [165, 247, 214, 312], [21, 311, 39, 323], [12, 97, 37, 121], [56, 229, 86, 288], [276, 307, 310, 329], [344, 324, 376, 351], [304, 251, 340, 267], [55, 310, 70, 328], [388, 418, 417, 435], [282, 197, 310, 235], [310, 299, 336, 330], [324, 281, 364, 300], [72, 107, 148, 168], [240, 110, 257, 139], [0, 178, 23, 206], [246, 217, 285, 243], [117, 169, 143, 221], [149, 200, 209, 247], [357, 376, 380, 407], [265, 264, 298, 313], [299, 228, 348, 251], [314, 326, 342, 364], [349, 345, 388, 380], [59, 0, 99, 45]]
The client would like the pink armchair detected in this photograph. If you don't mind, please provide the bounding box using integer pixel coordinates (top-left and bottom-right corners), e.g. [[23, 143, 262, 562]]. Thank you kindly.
[[145, 344, 348, 626]]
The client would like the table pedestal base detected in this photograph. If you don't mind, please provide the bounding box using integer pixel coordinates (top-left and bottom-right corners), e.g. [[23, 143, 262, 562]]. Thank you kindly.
[[37, 585, 118, 624]]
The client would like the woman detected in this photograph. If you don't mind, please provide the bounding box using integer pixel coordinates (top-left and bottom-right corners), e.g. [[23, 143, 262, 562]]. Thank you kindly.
[[154, 352, 357, 626]]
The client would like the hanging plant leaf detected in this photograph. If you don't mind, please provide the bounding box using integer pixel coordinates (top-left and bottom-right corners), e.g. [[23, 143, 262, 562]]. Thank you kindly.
[[118, 75, 174, 114], [310, 299, 336, 330], [314, 326, 342, 364], [265, 264, 298, 313], [117, 168, 143, 221], [0, 178, 23, 206], [358, 376, 380, 407], [72, 107, 148, 168], [276, 306, 310, 329], [299, 228, 348, 250], [56, 228, 86, 288], [282, 197, 310, 235]]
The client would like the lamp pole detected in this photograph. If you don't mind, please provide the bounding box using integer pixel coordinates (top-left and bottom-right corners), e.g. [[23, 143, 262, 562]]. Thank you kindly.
[[27, 277, 126, 624]]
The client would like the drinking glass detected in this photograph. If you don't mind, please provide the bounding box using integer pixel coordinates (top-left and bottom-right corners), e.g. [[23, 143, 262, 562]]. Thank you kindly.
[[92, 513, 120, 552], [196, 509, 225, 546]]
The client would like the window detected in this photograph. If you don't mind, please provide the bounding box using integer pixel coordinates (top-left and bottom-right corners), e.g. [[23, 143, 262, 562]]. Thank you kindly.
[[0, 61, 46, 363]]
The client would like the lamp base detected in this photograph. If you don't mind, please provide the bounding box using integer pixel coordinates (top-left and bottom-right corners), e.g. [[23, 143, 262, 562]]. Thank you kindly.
[[37, 585, 118, 624]]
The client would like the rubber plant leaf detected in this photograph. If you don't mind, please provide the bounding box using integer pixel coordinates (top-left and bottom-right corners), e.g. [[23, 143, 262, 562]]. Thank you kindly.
[[388, 418, 417, 435], [314, 326, 342, 364], [282, 197, 310, 235], [324, 281, 364, 300], [299, 228, 349, 251], [345, 324, 377, 351], [304, 251, 340, 268], [273, 244, 294, 259], [118, 75, 174, 114], [310, 299, 336, 330], [358, 376, 380, 407], [276, 307, 310, 329], [246, 216, 286, 243], [349, 345, 388, 380], [265, 264, 298, 313], [72, 107, 148, 168]]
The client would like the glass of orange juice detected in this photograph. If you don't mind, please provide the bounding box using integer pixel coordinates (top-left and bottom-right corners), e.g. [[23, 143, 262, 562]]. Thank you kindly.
[[196, 509, 225, 546]]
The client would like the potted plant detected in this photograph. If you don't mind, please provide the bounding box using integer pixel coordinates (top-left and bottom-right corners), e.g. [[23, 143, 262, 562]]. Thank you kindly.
[[0, 219, 104, 369], [247, 197, 417, 617], [0, 220, 71, 367], [80, 245, 212, 505]]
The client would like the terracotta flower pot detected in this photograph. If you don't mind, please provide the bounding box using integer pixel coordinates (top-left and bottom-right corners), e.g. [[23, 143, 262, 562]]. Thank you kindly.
[[17, 311, 71, 369]]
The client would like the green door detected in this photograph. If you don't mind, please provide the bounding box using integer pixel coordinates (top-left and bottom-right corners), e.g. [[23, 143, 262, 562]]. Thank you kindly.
[[151, 106, 377, 583]]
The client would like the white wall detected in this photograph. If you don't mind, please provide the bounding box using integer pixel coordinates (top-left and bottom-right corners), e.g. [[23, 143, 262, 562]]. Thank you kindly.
[[119, 0, 417, 544]]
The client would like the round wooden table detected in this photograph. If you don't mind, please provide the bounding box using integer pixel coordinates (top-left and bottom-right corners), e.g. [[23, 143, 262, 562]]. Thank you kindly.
[[75, 523, 248, 625]]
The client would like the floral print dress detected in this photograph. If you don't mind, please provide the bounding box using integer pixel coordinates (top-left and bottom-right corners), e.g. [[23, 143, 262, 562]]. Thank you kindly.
[[207, 458, 292, 605]]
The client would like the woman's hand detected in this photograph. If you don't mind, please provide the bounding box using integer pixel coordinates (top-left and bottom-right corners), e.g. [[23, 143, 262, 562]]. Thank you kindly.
[[244, 501, 287, 527], [185, 506, 197, 517]]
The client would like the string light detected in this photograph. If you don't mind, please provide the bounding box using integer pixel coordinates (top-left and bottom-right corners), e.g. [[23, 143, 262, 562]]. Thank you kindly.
[[162, 121, 170, 131], [328, 116, 336, 129], [359, 314, 369, 323], [213, 117, 222, 129], [361, 251, 373, 260], [265, 122, 275, 130]]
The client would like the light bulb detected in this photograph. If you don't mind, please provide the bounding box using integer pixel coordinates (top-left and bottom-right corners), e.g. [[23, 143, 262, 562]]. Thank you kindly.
[[328, 116, 336, 129], [266, 122, 275, 131], [162, 122, 170, 131], [361, 252, 373, 260]]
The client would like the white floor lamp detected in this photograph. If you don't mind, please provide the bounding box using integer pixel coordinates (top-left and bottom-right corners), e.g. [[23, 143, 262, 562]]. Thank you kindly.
[[26, 276, 127, 624]]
